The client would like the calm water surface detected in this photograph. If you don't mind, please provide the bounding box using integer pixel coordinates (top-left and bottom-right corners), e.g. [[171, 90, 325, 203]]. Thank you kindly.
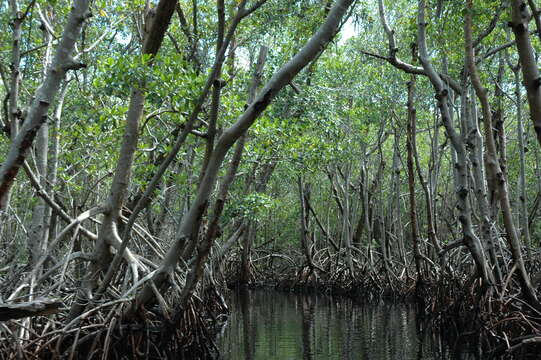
[[217, 290, 476, 360]]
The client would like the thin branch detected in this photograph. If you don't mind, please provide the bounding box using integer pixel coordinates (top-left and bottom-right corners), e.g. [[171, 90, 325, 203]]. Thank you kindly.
[[473, 2, 505, 48], [243, 0, 269, 18]]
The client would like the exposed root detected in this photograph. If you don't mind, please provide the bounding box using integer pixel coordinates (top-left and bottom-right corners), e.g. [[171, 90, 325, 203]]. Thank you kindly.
[[0, 284, 229, 359]]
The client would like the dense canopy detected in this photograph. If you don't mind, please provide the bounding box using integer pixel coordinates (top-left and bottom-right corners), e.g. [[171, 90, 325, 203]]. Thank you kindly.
[[1, 0, 541, 357]]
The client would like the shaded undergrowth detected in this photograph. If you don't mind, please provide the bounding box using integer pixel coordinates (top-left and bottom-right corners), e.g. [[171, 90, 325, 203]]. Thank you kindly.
[[223, 246, 541, 359], [2, 248, 541, 359]]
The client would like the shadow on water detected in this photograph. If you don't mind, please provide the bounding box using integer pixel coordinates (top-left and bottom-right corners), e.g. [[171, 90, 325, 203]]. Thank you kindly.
[[217, 289, 478, 360]]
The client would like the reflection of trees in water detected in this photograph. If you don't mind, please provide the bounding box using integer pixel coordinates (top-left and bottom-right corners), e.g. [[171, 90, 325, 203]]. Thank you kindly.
[[301, 296, 314, 360], [239, 288, 255, 360], [338, 299, 354, 360], [218, 291, 477, 359]]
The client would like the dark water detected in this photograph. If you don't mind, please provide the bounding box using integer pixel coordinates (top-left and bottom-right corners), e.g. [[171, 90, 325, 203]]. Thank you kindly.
[[217, 290, 476, 360]]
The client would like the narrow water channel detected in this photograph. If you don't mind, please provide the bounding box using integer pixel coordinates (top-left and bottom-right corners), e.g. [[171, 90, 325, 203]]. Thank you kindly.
[[217, 290, 476, 360]]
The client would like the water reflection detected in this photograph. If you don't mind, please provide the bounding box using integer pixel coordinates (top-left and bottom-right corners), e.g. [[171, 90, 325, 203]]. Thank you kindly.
[[218, 290, 476, 360]]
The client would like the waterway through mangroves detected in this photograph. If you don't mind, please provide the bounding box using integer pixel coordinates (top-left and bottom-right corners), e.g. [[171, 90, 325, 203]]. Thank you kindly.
[[217, 290, 477, 360]]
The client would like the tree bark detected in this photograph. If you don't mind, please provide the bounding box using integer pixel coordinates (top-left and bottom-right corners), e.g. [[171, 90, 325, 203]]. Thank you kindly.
[[28, 23, 53, 269], [510, 0, 541, 147], [298, 177, 314, 271], [238, 46, 269, 286], [462, 84, 502, 284], [465, 0, 537, 303], [131, 0, 355, 310], [178, 131, 247, 309], [390, 129, 408, 264], [511, 63, 532, 254], [1, 0, 24, 215], [0, 0, 91, 211], [527, 0, 541, 43], [0, 298, 62, 321], [417, 0, 491, 283], [119, 0, 252, 250], [406, 76, 424, 281], [68, 0, 179, 321]]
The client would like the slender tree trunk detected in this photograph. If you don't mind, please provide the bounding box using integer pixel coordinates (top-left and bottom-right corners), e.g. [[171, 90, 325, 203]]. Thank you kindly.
[[493, 55, 507, 181], [463, 84, 502, 284], [154, 169, 176, 238], [352, 163, 367, 248], [46, 82, 69, 243], [28, 24, 53, 269], [68, 0, 179, 321], [239, 159, 276, 284], [510, 0, 541, 147], [413, 115, 441, 259], [0, 0, 91, 212], [391, 130, 408, 264], [527, 0, 541, 44], [352, 157, 383, 251], [465, 0, 537, 303], [417, 0, 491, 283], [1, 0, 23, 216], [374, 146, 390, 277], [338, 165, 354, 273], [120, 1, 252, 251], [327, 170, 344, 217], [238, 46, 269, 286], [512, 64, 532, 254], [299, 177, 314, 270], [196, 0, 225, 185], [131, 0, 355, 310], [178, 132, 247, 309], [406, 77, 424, 282], [429, 111, 441, 222]]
